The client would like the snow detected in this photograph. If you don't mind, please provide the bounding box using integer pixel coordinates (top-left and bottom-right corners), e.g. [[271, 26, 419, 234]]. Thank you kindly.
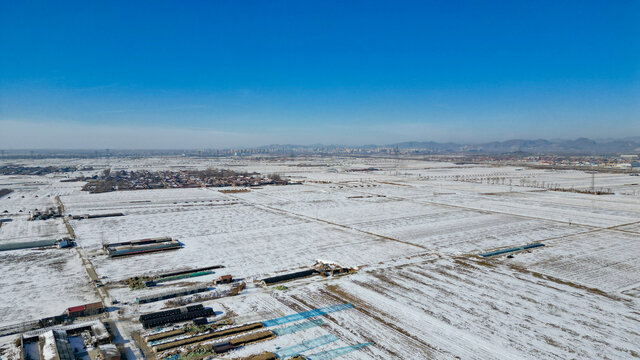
[[41, 331, 57, 360], [0, 249, 100, 325], [1, 156, 639, 359]]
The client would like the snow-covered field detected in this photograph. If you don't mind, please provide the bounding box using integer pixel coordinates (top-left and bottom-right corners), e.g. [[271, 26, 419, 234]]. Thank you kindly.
[[1, 156, 639, 359], [0, 248, 100, 325], [506, 229, 640, 293], [0, 175, 100, 329], [0, 215, 68, 244]]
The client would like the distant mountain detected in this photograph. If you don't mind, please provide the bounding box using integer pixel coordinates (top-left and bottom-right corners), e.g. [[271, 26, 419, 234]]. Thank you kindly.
[[388, 141, 461, 152], [3, 137, 639, 157], [389, 137, 640, 154], [259, 137, 640, 154]]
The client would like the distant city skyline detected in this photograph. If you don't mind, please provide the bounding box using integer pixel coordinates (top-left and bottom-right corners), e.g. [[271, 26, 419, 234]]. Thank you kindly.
[[1, 1, 639, 149]]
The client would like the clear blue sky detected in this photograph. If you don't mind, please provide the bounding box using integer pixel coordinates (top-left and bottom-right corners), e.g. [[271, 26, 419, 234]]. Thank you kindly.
[[1, 0, 639, 148]]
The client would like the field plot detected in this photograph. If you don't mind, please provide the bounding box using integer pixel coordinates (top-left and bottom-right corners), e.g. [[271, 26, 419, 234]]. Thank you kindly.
[[237, 186, 441, 224], [67, 200, 305, 252], [276, 258, 640, 359], [190, 291, 384, 359], [66, 187, 424, 281], [0, 176, 98, 327], [0, 216, 68, 244], [404, 190, 640, 228], [229, 184, 592, 255], [616, 221, 640, 234], [82, 221, 421, 281], [399, 166, 640, 194], [349, 211, 590, 254], [62, 187, 232, 215], [0, 249, 99, 326], [505, 230, 640, 293], [0, 178, 58, 214]]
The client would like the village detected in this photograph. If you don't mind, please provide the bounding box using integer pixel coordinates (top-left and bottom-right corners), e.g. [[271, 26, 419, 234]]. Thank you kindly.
[[80, 169, 290, 193]]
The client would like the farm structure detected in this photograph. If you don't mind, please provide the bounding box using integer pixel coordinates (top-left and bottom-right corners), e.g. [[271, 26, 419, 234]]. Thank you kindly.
[[313, 260, 357, 276], [21, 320, 113, 360], [29, 207, 63, 221], [213, 274, 233, 285], [38, 315, 68, 328], [151, 322, 265, 352], [157, 331, 276, 359], [139, 304, 214, 328], [146, 303, 355, 358], [479, 243, 545, 257], [0, 239, 59, 251], [66, 302, 105, 318], [104, 236, 182, 257], [157, 265, 224, 278], [135, 285, 211, 304], [125, 265, 223, 289], [236, 352, 277, 360], [259, 269, 318, 286], [212, 330, 276, 353], [88, 344, 121, 360], [155, 270, 213, 284], [193, 317, 208, 326], [71, 212, 124, 220]]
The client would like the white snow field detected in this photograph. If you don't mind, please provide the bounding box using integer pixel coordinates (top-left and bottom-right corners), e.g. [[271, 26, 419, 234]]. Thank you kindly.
[[1, 157, 639, 359]]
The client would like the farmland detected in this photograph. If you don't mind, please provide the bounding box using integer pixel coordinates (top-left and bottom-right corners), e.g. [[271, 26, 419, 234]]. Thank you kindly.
[[0, 156, 639, 359]]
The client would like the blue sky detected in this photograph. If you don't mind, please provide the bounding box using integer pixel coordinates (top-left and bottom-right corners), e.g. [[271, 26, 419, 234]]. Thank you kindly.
[[1, 1, 639, 148]]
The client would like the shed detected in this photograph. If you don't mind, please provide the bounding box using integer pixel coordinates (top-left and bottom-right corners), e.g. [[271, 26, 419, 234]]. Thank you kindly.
[[85, 302, 104, 315], [67, 305, 85, 317], [193, 317, 208, 326]]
